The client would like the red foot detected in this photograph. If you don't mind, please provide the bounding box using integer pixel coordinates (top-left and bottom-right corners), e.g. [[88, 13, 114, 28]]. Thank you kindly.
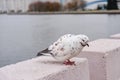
[[63, 59, 75, 65]]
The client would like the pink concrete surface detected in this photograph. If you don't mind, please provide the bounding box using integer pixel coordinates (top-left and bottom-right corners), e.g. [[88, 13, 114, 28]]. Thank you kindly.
[[110, 33, 120, 39], [78, 39, 120, 80], [0, 56, 90, 80]]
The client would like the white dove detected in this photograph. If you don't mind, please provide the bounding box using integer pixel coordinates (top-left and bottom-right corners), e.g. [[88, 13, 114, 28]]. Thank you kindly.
[[37, 34, 89, 65]]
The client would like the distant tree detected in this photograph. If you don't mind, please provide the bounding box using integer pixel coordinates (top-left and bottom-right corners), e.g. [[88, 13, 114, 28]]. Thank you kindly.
[[28, 1, 45, 11], [97, 4, 107, 10], [65, 1, 77, 10], [28, 1, 61, 12], [44, 2, 53, 11], [52, 2, 61, 11], [64, 0, 86, 11], [79, 0, 86, 10], [107, 0, 118, 10], [104, 4, 107, 9], [45, 2, 61, 11], [97, 5, 102, 10]]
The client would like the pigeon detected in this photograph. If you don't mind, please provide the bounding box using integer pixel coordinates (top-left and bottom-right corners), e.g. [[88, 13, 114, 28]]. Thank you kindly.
[[37, 34, 89, 65]]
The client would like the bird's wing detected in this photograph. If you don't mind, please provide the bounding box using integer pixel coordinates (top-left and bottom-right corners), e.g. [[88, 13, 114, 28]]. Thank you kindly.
[[49, 34, 74, 50], [50, 36, 75, 57], [37, 48, 50, 56]]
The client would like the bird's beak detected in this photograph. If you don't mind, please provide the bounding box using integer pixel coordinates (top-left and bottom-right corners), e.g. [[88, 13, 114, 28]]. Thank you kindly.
[[86, 44, 89, 47]]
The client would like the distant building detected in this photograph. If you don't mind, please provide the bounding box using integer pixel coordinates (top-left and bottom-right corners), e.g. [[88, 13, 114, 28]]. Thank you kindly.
[[0, 0, 35, 13], [118, 0, 120, 9]]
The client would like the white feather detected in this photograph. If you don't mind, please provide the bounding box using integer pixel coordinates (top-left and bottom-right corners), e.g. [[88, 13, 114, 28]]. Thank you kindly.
[[48, 34, 89, 62]]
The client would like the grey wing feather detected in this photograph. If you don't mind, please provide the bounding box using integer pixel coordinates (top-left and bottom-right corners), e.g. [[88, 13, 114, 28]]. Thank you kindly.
[[37, 48, 50, 56]]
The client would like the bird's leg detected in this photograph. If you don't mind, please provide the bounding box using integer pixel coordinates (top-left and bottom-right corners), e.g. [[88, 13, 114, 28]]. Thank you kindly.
[[63, 59, 75, 65]]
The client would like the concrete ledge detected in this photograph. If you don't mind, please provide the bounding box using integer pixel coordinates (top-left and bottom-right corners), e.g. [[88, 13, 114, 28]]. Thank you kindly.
[[110, 33, 120, 39], [0, 56, 89, 80], [78, 39, 120, 80]]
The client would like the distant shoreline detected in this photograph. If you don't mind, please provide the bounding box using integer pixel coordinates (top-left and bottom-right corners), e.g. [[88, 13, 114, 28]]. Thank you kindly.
[[1, 10, 120, 15]]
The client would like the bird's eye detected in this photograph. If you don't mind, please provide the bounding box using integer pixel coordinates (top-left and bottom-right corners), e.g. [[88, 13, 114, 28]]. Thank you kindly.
[[82, 39, 85, 42]]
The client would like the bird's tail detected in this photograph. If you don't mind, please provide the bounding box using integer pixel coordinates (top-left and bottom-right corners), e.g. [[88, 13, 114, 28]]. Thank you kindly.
[[37, 48, 50, 56]]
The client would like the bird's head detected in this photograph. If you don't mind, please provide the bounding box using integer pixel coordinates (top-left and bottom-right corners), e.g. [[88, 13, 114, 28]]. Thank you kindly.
[[77, 34, 89, 47]]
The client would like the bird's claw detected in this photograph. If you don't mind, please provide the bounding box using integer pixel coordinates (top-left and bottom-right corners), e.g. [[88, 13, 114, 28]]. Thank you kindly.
[[63, 60, 76, 65]]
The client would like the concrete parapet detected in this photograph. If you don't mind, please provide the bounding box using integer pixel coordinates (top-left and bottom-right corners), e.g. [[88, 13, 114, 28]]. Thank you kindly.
[[110, 33, 120, 39], [0, 56, 89, 80], [78, 39, 120, 80]]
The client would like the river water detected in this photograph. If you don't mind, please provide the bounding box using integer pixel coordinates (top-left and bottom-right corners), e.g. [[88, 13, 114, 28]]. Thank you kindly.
[[0, 14, 120, 67]]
